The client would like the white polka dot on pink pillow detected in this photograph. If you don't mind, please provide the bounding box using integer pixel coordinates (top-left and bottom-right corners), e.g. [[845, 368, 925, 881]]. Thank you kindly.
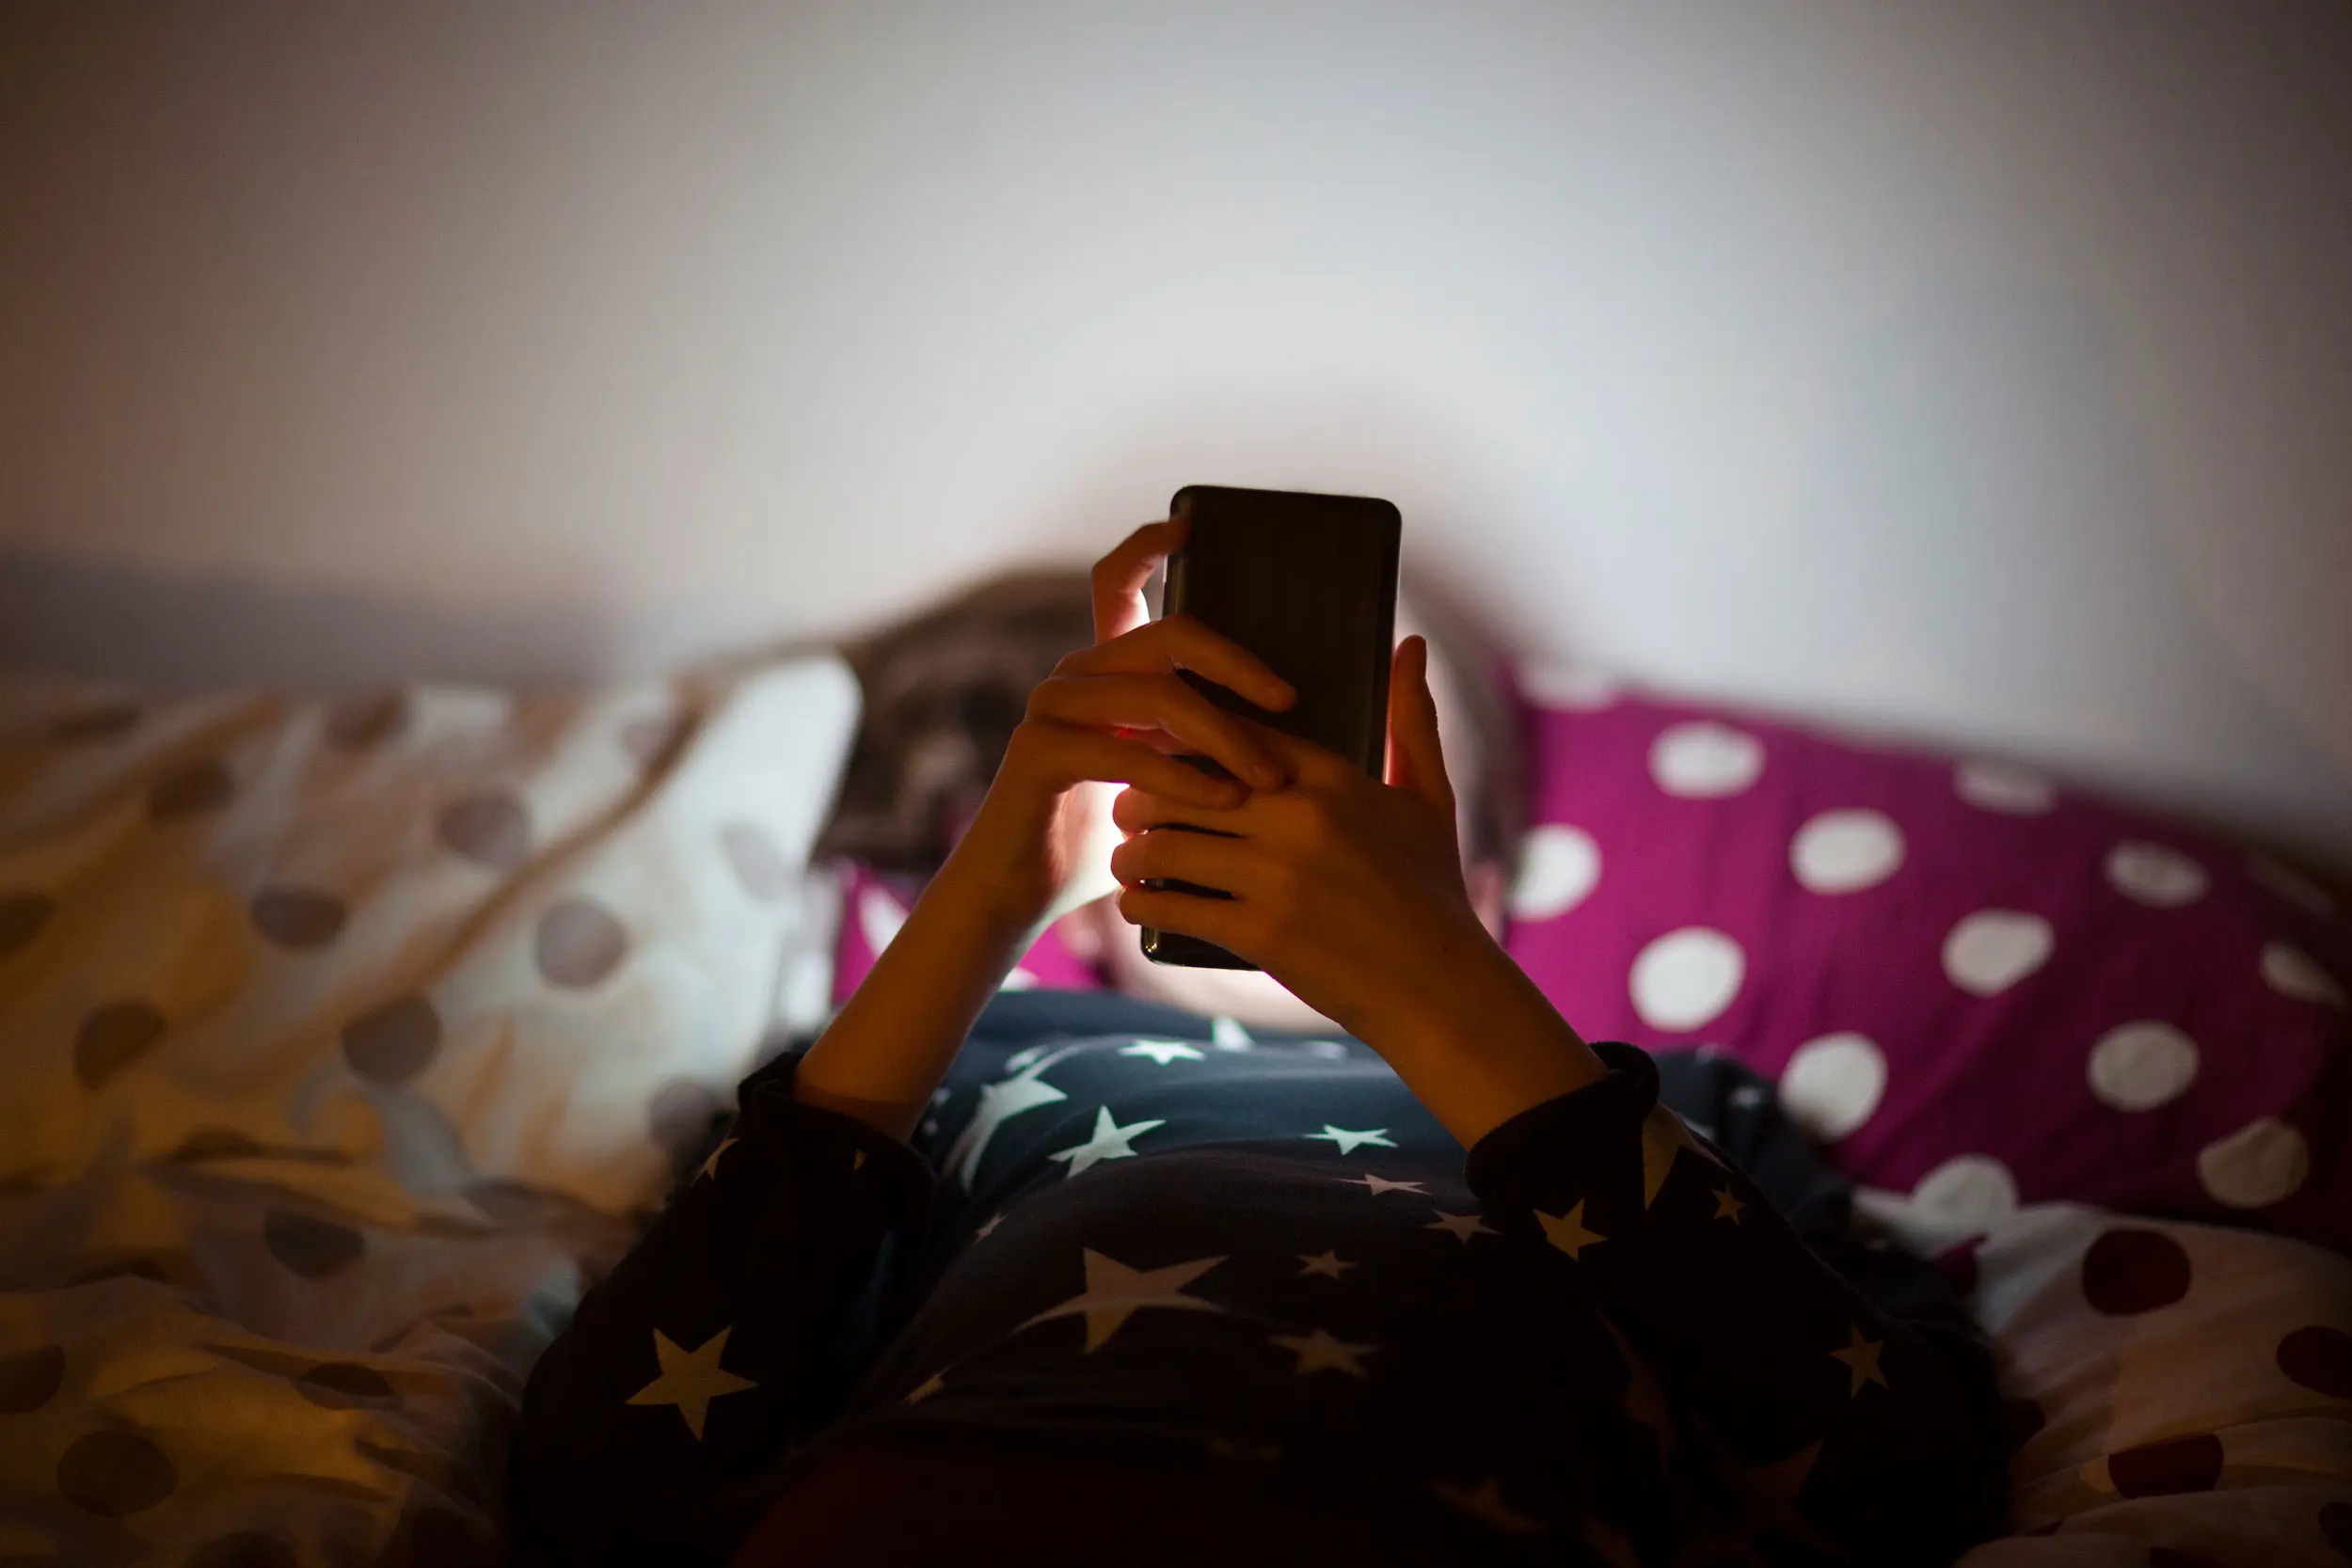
[[1502, 686, 2351, 1254]]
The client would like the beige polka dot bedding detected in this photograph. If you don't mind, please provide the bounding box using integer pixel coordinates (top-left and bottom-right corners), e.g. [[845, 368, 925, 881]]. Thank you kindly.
[[0, 657, 856, 1565]]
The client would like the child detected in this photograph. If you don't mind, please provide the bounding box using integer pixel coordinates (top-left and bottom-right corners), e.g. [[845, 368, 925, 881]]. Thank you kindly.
[[509, 522, 2007, 1567]]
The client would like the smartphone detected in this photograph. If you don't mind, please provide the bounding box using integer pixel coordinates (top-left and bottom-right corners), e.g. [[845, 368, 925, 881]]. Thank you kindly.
[[1139, 484, 1403, 969]]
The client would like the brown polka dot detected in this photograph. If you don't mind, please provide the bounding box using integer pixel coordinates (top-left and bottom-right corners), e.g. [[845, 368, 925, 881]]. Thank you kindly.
[[2278, 1324, 2352, 1400], [0, 1344, 65, 1413], [2147, 1551, 2221, 1568], [186, 1532, 297, 1568], [325, 689, 409, 751], [294, 1361, 401, 1411], [342, 995, 442, 1085], [720, 821, 796, 901], [173, 1127, 264, 1162], [56, 1429, 178, 1515], [250, 886, 348, 949], [648, 1077, 724, 1154], [2322, 1499, 2352, 1558], [262, 1210, 364, 1279], [74, 1001, 168, 1089], [51, 702, 140, 742], [2080, 1227, 2192, 1316], [0, 891, 53, 963], [2107, 1432, 2222, 1497], [620, 709, 690, 772], [437, 790, 532, 869], [2002, 1397, 2044, 1453], [147, 759, 234, 820], [534, 897, 628, 988]]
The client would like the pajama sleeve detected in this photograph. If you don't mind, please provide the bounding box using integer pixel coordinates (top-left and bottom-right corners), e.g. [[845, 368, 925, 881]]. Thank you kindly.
[[506, 1049, 935, 1568], [1464, 1040, 2009, 1567]]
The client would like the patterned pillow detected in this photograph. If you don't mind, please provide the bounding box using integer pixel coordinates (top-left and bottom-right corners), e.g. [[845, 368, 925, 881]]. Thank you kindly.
[[1944, 1203, 2352, 1560], [1501, 673, 2351, 1252]]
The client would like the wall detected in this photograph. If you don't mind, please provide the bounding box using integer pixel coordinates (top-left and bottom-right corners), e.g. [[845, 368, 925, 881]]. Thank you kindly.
[[3, 2, 2348, 869]]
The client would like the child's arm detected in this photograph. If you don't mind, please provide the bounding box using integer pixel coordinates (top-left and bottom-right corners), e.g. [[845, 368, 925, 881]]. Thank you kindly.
[[789, 519, 1296, 1141]]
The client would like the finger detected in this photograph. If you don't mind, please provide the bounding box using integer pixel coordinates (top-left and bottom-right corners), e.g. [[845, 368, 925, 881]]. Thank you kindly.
[[1057, 614, 1295, 714], [1110, 785, 1254, 839], [1385, 636, 1457, 819], [1090, 519, 1186, 643], [1114, 882, 1250, 949], [1035, 727, 1250, 810], [1030, 673, 1289, 789], [1108, 823, 1264, 894]]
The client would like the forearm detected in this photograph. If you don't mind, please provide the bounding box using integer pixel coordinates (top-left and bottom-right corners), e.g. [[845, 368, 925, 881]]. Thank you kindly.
[[1360, 932, 1608, 1150], [791, 831, 1044, 1143]]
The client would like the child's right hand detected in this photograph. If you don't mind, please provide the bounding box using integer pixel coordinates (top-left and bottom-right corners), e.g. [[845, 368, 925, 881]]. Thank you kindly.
[[941, 519, 1297, 933]]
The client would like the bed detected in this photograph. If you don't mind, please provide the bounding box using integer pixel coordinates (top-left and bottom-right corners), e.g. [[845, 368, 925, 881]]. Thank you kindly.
[[1, 653, 2346, 1565]]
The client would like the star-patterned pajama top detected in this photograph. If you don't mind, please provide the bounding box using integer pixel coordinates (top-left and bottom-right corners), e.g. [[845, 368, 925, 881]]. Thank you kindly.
[[508, 990, 2007, 1567]]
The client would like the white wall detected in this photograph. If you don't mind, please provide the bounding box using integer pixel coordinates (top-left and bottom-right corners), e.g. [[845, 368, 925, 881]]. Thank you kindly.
[[4, 2, 2348, 869]]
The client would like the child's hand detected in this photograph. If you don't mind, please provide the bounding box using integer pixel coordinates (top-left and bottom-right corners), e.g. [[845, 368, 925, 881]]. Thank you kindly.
[[944, 519, 1298, 932], [1101, 633, 1490, 1043]]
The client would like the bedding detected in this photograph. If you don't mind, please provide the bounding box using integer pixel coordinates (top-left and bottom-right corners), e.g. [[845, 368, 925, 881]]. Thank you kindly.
[[0, 659, 856, 1565]]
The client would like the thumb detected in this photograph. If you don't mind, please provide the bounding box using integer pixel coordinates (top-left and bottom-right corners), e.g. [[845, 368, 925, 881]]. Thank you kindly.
[[1384, 636, 1457, 823]]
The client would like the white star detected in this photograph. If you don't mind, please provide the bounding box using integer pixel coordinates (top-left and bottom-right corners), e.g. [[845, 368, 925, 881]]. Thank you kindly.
[[974, 1212, 1005, 1240], [1305, 1125, 1398, 1155], [1640, 1104, 1726, 1209], [696, 1137, 739, 1183], [1730, 1083, 1768, 1109], [1019, 1247, 1226, 1352], [1426, 1210, 1498, 1243], [904, 1371, 945, 1404], [1121, 1038, 1206, 1066], [942, 1046, 1082, 1192], [625, 1327, 757, 1440], [1210, 1016, 1254, 1051], [1047, 1106, 1167, 1178], [1428, 1476, 1543, 1534], [1270, 1326, 1377, 1379], [1297, 1250, 1356, 1279], [1337, 1173, 1426, 1196], [1537, 1200, 1605, 1260]]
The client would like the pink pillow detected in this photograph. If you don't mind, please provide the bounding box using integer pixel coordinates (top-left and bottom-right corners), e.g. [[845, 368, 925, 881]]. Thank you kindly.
[[829, 861, 1105, 1006], [1501, 679, 2351, 1253]]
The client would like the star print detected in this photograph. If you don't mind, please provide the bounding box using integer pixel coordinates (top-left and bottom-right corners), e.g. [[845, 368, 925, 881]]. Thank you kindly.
[[1210, 1015, 1254, 1051], [1297, 1250, 1356, 1279], [1428, 1477, 1543, 1535], [974, 1212, 1004, 1239], [1306, 1125, 1398, 1155], [1337, 1173, 1426, 1196], [1687, 1423, 1835, 1558], [1537, 1200, 1605, 1260], [904, 1371, 945, 1404], [1019, 1247, 1225, 1352], [696, 1137, 739, 1183], [625, 1327, 757, 1440], [1426, 1210, 1498, 1243], [1640, 1104, 1726, 1209], [1730, 1083, 1768, 1109], [1270, 1326, 1378, 1379], [1711, 1187, 1746, 1224], [1120, 1038, 1206, 1065], [1831, 1323, 1888, 1396], [851, 1148, 866, 1170], [941, 1046, 1081, 1191], [1047, 1106, 1167, 1178]]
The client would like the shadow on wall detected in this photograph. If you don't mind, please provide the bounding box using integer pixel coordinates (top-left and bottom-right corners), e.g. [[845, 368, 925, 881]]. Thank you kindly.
[[0, 544, 804, 694]]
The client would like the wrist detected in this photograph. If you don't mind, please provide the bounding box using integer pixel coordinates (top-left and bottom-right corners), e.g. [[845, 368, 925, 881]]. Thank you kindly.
[[1366, 933, 1607, 1149]]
